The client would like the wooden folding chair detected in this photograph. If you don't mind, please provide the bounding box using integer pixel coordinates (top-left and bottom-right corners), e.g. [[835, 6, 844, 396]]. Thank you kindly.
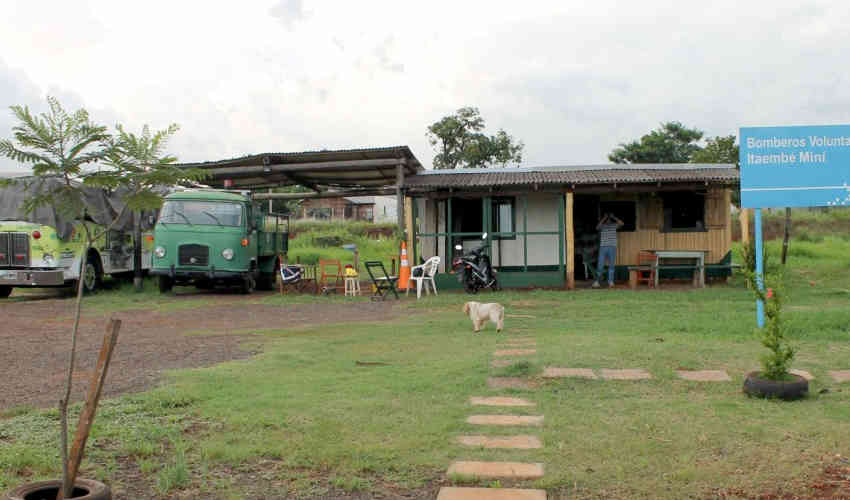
[[318, 259, 343, 294], [637, 251, 657, 288]]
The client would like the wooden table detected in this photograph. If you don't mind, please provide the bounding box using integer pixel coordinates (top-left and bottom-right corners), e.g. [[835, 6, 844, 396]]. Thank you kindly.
[[652, 250, 707, 288]]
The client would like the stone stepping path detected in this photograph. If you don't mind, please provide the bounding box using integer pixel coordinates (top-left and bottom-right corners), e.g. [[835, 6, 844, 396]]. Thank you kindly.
[[829, 370, 850, 382], [542, 367, 597, 379], [438, 338, 547, 500], [676, 370, 731, 382], [467, 415, 544, 426], [447, 461, 544, 479], [493, 349, 536, 357], [457, 435, 542, 449], [437, 487, 546, 500], [600, 368, 652, 380], [488, 377, 536, 390], [470, 396, 535, 407]]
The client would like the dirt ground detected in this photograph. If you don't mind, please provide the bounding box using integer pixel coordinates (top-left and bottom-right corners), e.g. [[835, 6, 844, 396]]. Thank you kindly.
[[0, 291, 399, 410]]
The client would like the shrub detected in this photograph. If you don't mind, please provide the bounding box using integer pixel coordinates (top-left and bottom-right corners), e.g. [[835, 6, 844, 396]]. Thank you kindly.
[[746, 269, 795, 380]]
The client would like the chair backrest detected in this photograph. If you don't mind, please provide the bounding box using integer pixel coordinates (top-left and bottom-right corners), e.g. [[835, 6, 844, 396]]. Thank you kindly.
[[319, 259, 341, 275], [638, 251, 657, 266], [364, 260, 390, 281], [422, 256, 441, 277]]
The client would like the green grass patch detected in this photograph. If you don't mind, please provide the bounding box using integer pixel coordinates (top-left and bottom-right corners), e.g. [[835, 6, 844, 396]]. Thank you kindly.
[[2, 234, 849, 498]]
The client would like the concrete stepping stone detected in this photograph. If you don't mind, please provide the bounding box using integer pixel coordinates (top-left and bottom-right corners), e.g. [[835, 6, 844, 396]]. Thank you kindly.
[[457, 435, 542, 449], [437, 487, 547, 500], [470, 396, 535, 407], [447, 461, 544, 480], [491, 359, 515, 368], [675, 370, 731, 382], [829, 370, 850, 383], [467, 415, 544, 426], [493, 349, 536, 357], [600, 368, 652, 380], [542, 367, 597, 379], [790, 369, 815, 381], [488, 377, 535, 390]]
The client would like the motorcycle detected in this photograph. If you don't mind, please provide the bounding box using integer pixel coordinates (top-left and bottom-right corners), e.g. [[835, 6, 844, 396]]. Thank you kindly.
[[452, 233, 500, 294]]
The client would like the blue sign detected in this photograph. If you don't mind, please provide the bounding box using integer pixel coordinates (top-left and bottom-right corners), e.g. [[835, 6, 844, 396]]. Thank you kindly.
[[740, 125, 850, 208]]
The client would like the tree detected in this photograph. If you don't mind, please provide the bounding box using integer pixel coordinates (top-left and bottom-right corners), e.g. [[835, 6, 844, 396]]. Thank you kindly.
[[98, 123, 205, 290], [691, 134, 741, 206], [691, 134, 739, 165], [0, 97, 203, 498], [608, 121, 703, 164], [427, 106, 524, 169]]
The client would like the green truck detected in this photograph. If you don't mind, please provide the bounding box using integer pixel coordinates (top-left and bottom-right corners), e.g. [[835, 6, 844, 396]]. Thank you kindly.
[[151, 189, 288, 293]]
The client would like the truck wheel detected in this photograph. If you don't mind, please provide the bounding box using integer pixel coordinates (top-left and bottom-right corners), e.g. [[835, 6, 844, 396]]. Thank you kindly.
[[240, 275, 256, 295], [83, 253, 103, 294], [0, 286, 12, 298], [158, 276, 174, 294]]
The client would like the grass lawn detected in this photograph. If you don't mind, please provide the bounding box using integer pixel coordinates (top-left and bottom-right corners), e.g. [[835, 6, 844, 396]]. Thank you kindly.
[[1, 239, 849, 498]]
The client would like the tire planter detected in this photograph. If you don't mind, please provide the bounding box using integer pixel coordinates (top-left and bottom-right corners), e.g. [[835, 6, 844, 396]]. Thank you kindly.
[[6, 478, 110, 500], [743, 371, 808, 401]]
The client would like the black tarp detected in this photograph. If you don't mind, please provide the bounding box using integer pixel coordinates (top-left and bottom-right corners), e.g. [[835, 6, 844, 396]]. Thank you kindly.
[[0, 177, 139, 239]]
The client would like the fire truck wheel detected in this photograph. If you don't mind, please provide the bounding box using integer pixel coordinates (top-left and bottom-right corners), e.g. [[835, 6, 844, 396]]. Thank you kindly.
[[256, 259, 279, 291], [0, 286, 12, 298], [158, 276, 174, 293], [82, 253, 103, 294]]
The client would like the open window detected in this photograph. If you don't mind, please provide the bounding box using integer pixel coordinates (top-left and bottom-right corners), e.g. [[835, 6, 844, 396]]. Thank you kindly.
[[598, 201, 636, 231], [491, 197, 516, 240], [662, 191, 705, 232]]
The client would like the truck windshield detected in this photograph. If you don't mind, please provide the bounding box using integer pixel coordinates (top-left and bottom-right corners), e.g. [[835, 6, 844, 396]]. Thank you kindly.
[[159, 201, 243, 227]]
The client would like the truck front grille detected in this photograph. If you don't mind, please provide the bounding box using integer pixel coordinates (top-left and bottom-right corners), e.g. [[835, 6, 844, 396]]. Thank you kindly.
[[0, 233, 29, 267], [178, 244, 209, 266]]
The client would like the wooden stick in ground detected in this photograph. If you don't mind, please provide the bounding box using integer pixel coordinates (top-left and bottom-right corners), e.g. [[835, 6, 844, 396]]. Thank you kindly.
[[57, 318, 121, 500]]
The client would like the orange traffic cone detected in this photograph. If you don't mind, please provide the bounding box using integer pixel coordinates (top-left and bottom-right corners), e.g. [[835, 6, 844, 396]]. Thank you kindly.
[[397, 241, 411, 290]]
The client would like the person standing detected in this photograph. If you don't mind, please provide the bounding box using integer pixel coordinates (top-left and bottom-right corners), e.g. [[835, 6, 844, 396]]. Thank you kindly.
[[592, 212, 624, 288]]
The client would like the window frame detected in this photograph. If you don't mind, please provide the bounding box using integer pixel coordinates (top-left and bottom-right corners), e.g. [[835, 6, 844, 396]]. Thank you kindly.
[[491, 197, 516, 240]]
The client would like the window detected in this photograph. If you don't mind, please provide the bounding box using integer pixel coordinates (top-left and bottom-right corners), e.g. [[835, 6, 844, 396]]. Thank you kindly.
[[491, 197, 516, 240], [598, 201, 636, 231], [159, 201, 244, 226], [307, 207, 331, 220], [662, 192, 705, 232], [344, 205, 353, 219]]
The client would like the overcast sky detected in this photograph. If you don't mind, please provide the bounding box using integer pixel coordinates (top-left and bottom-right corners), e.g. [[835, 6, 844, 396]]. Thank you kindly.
[[2, 0, 850, 173]]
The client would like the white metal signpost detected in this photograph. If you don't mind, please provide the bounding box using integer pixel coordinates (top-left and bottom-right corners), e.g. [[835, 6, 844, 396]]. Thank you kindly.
[[740, 124, 850, 326]]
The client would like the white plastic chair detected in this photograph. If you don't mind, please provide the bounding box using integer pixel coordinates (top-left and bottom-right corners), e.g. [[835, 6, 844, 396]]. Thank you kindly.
[[407, 256, 440, 299]]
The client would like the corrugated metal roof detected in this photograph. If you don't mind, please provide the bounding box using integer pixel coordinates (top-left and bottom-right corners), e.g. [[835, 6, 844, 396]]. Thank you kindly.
[[176, 146, 423, 190], [404, 164, 738, 189]]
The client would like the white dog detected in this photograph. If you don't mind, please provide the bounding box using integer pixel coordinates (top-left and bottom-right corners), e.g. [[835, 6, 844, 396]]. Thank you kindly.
[[463, 301, 505, 333]]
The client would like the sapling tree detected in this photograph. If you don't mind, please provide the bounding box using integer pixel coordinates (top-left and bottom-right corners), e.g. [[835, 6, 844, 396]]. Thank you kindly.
[[0, 97, 203, 498], [746, 269, 795, 380]]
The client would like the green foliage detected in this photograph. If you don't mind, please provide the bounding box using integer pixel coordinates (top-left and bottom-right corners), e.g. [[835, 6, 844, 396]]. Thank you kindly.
[[0, 96, 111, 219], [98, 123, 207, 212], [741, 239, 769, 274], [745, 269, 795, 380], [691, 135, 739, 165], [609, 121, 704, 164], [427, 106, 524, 169], [288, 221, 399, 269], [156, 442, 190, 494]]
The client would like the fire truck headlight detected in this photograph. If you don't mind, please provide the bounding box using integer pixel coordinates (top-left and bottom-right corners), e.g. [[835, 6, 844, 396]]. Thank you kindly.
[[221, 248, 234, 260], [154, 246, 166, 258]]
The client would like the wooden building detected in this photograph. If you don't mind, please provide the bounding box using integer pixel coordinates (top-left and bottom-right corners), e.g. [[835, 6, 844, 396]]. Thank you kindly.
[[402, 164, 739, 289]]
